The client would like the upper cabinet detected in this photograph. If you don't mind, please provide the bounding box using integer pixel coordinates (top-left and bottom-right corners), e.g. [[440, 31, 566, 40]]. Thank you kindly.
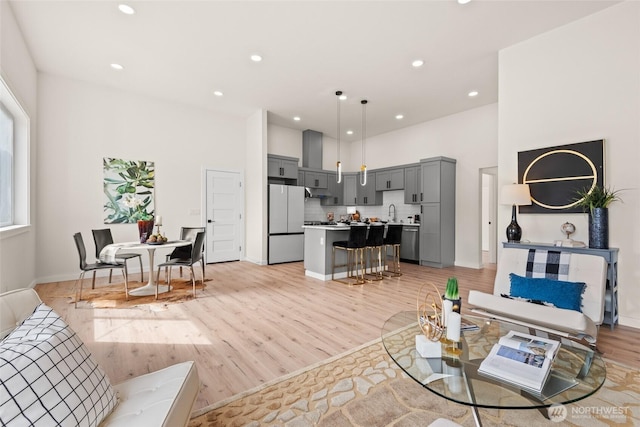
[[304, 170, 328, 189], [421, 157, 456, 203], [404, 165, 421, 204], [375, 168, 405, 191], [343, 174, 358, 206], [357, 172, 383, 206], [268, 155, 298, 180], [321, 172, 344, 206]]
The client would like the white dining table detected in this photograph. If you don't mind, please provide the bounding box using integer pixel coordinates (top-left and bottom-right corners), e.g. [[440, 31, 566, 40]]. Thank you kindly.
[[99, 240, 190, 296]]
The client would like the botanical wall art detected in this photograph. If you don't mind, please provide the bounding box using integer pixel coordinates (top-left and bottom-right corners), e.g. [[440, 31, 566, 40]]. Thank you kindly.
[[103, 158, 155, 223], [517, 140, 604, 214]]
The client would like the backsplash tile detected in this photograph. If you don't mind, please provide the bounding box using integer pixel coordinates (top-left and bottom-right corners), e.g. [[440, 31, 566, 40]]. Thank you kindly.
[[304, 190, 420, 223]]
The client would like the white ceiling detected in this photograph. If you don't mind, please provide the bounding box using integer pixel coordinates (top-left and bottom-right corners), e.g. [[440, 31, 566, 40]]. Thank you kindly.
[[9, 0, 619, 142]]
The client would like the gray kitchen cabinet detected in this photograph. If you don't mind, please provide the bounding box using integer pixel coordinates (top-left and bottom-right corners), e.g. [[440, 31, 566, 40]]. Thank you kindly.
[[304, 170, 328, 189], [356, 172, 383, 206], [343, 174, 358, 206], [419, 157, 456, 268], [404, 165, 421, 204], [321, 172, 344, 206], [268, 155, 298, 179], [298, 170, 304, 186], [375, 168, 404, 191]]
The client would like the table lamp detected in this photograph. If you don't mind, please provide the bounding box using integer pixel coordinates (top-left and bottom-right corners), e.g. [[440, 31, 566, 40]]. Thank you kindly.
[[501, 184, 531, 243]]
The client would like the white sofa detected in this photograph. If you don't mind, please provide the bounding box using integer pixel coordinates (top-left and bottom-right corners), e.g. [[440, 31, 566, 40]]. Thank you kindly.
[[0, 288, 200, 427], [468, 247, 607, 344]]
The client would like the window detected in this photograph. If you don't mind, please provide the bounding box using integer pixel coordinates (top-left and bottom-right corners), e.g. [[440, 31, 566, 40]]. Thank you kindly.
[[0, 102, 14, 227], [0, 76, 29, 233]]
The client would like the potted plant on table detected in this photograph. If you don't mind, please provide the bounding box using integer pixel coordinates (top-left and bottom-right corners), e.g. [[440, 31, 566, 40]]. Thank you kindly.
[[444, 277, 461, 313], [574, 186, 623, 249]]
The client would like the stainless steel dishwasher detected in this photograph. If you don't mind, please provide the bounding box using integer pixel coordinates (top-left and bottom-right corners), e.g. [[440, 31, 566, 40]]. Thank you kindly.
[[400, 225, 420, 262]]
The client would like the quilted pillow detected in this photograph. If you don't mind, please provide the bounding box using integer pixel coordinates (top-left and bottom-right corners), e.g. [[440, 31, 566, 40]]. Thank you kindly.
[[0, 303, 117, 426], [509, 273, 586, 312]]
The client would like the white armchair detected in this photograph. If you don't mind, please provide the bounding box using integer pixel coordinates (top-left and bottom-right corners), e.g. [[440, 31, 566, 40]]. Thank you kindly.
[[468, 248, 607, 344]]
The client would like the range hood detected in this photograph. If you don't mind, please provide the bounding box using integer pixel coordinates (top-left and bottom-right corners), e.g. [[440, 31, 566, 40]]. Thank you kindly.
[[305, 187, 332, 199]]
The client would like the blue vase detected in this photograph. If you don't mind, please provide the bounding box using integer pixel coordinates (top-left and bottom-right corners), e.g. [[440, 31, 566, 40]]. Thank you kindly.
[[589, 208, 608, 249]]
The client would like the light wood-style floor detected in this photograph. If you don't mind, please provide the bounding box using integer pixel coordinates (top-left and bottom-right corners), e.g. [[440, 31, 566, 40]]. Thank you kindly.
[[35, 260, 640, 413]]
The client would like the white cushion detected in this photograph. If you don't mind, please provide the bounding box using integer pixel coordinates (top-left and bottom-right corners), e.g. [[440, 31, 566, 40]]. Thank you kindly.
[[0, 304, 117, 426], [0, 288, 42, 340]]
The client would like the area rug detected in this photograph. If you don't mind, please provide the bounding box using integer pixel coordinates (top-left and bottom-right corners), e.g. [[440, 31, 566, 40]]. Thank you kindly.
[[70, 279, 208, 309], [188, 339, 640, 427]]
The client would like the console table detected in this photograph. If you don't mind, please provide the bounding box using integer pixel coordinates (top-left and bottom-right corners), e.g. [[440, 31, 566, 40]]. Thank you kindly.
[[503, 242, 619, 329]]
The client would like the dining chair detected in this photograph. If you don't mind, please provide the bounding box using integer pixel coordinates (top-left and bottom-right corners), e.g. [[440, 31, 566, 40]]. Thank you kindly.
[[92, 228, 144, 282], [331, 225, 368, 285], [383, 224, 403, 277], [364, 225, 385, 281], [156, 231, 206, 299], [166, 227, 206, 281], [73, 232, 129, 307]]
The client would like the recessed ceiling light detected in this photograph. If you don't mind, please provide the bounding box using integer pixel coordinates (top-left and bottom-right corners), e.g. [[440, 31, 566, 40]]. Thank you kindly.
[[213, 90, 223, 97], [110, 63, 124, 70], [395, 114, 404, 120], [118, 4, 135, 15], [411, 59, 424, 68], [293, 116, 301, 121], [468, 90, 479, 97], [346, 130, 353, 135], [458, 0, 471, 4], [250, 54, 263, 62]]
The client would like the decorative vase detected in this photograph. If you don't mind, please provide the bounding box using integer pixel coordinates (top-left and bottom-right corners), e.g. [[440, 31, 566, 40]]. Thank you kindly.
[[588, 207, 608, 249], [445, 297, 462, 314], [137, 219, 154, 243]]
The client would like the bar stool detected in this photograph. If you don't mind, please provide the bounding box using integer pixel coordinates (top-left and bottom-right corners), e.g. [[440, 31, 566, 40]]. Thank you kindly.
[[332, 225, 368, 285], [364, 225, 385, 281], [383, 224, 403, 277]]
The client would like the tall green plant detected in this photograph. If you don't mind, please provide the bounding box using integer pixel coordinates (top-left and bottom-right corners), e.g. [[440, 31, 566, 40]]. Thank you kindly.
[[574, 186, 623, 215]]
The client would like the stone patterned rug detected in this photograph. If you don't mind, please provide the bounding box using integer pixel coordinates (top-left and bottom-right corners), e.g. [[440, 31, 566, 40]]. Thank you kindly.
[[188, 339, 639, 427]]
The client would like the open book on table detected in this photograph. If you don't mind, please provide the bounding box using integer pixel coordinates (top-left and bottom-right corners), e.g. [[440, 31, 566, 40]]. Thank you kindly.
[[478, 330, 560, 393]]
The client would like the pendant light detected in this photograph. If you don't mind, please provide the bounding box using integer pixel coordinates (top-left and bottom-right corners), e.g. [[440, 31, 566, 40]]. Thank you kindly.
[[335, 91, 342, 183], [360, 99, 368, 186]]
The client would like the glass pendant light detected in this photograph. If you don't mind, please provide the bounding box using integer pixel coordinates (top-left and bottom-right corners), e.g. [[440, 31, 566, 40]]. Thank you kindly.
[[336, 91, 342, 183], [360, 99, 368, 186]]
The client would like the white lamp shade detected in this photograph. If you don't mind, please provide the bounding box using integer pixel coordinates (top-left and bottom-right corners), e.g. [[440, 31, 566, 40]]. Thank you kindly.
[[501, 184, 532, 206]]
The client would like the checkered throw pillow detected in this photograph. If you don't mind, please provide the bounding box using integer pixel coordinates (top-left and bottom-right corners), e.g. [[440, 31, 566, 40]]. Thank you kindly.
[[0, 303, 117, 426], [525, 249, 570, 281]]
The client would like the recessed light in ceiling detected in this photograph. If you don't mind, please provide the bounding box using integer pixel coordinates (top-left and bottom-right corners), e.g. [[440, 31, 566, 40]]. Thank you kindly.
[[110, 63, 124, 70], [468, 90, 479, 97], [411, 59, 424, 68], [213, 91, 223, 97], [293, 116, 301, 121], [250, 54, 263, 62], [118, 4, 135, 15], [346, 130, 353, 135], [458, 0, 471, 4], [395, 114, 404, 120]]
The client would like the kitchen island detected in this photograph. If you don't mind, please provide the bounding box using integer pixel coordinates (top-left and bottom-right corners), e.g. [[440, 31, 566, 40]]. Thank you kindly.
[[303, 223, 419, 281]]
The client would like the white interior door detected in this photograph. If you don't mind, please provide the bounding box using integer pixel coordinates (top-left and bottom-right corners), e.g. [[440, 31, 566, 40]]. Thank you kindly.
[[206, 170, 243, 263]]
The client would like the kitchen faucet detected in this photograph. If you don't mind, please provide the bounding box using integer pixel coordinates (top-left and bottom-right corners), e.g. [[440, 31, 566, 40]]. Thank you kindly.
[[388, 204, 396, 222]]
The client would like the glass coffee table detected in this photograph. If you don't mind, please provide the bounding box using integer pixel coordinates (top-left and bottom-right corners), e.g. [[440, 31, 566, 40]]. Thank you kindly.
[[381, 311, 606, 426]]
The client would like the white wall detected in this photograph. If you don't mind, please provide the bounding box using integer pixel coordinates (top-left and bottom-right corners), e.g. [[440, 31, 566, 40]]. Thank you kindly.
[[498, 1, 640, 328], [36, 74, 246, 282], [245, 110, 268, 264], [0, 0, 38, 292]]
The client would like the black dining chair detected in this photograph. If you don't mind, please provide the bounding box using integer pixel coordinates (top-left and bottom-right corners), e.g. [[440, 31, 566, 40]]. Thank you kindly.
[[74, 232, 129, 307], [383, 224, 403, 277], [156, 231, 206, 299], [92, 228, 144, 282], [364, 225, 385, 281], [166, 227, 206, 281]]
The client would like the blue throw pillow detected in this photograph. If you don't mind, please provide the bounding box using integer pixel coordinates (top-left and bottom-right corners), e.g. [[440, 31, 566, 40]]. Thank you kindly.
[[509, 273, 586, 312]]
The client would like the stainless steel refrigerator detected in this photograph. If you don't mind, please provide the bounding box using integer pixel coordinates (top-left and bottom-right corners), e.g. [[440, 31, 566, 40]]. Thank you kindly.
[[268, 184, 305, 264]]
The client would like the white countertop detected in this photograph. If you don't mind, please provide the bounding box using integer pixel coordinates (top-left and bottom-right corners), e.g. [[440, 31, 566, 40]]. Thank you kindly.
[[302, 222, 420, 231]]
